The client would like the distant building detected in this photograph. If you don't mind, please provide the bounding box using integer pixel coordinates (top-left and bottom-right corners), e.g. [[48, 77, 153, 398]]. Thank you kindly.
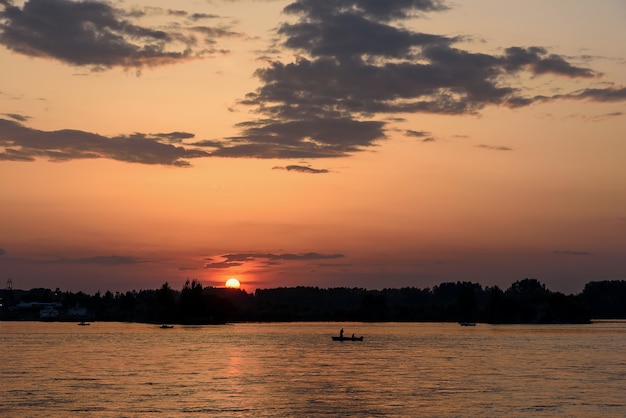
[[39, 304, 60, 321], [17, 301, 62, 310], [67, 304, 87, 318]]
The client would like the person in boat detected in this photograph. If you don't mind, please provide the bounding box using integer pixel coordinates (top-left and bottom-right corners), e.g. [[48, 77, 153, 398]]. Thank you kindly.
[[340, 328, 344, 338], [351, 333, 355, 340]]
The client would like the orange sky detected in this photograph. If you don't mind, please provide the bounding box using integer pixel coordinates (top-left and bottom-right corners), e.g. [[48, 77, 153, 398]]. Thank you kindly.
[[1, 0, 625, 294]]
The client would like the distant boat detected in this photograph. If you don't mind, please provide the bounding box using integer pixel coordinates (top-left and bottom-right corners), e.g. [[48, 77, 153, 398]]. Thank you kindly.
[[159, 324, 174, 329], [459, 322, 476, 327], [77, 321, 90, 326], [332, 335, 363, 341]]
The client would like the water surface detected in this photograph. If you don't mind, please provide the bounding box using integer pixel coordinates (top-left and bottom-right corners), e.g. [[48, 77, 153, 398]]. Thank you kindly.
[[1, 321, 625, 416]]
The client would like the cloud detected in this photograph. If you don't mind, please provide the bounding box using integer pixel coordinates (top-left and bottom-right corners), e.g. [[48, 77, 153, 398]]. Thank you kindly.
[[502, 47, 597, 78], [564, 86, 626, 102], [35, 255, 147, 265], [2, 1, 623, 166], [476, 144, 513, 151], [204, 252, 345, 268], [0, 118, 208, 166], [203, 260, 243, 269], [405, 130, 430, 138], [272, 164, 329, 173], [167, 9, 188, 18], [152, 131, 196, 144], [0, 248, 5, 256], [405, 130, 435, 142], [189, 12, 221, 21], [552, 250, 592, 256], [0, 0, 239, 70], [580, 111, 623, 122], [315, 262, 352, 268], [215, 117, 386, 158], [283, 0, 450, 21], [227, 0, 605, 159], [2, 112, 30, 122]]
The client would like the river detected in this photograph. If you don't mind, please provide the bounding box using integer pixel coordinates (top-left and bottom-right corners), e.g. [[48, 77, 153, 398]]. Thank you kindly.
[[1, 321, 625, 416]]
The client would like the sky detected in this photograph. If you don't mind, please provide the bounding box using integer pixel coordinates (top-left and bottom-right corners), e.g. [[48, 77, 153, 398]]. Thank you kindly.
[[1, 0, 625, 295]]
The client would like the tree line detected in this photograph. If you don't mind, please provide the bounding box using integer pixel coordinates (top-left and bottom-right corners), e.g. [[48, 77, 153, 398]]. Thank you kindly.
[[2, 278, 626, 324]]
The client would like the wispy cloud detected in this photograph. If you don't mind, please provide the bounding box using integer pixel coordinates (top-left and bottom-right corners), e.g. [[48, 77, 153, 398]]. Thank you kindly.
[[405, 130, 431, 138], [476, 144, 513, 151], [2, 112, 30, 122], [273, 164, 329, 174], [577, 111, 624, 122], [204, 252, 345, 269], [406, 130, 436, 142], [562, 86, 626, 102]]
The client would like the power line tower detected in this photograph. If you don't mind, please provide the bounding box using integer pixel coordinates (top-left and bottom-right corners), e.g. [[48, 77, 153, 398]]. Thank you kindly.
[[2, 277, 16, 310]]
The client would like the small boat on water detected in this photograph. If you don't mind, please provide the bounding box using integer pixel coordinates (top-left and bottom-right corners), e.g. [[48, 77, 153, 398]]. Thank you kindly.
[[459, 322, 476, 327], [333, 328, 363, 341], [332, 336, 363, 341], [77, 321, 90, 326], [159, 324, 174, 329]]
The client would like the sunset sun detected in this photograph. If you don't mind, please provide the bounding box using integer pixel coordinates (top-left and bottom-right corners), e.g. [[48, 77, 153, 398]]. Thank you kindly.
[[225, 278, 241, 289]]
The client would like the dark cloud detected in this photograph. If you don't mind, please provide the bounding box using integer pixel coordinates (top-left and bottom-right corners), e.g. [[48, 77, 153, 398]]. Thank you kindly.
[[152, 131, 196, 144], [228, 0, 605, 159], [315, 263, 351, 267], [405, 130, 430, 138], [278, 12, 453, 59], [203, 260, 243, 269], [36, 255, 146, 265], [204, 252, 344, 268], [190, 139, 224, 148], [190, 25, 240, 41], [189, 12, 220, 21], [477, 144, 513, 151], [273, 164, 329, 173], [215, 117, 385, 158], [0, 0, 238, 70], [503, 47, 597, 78], [3, 112, 30, 122], [0, 118, 208, 166], [0, 248, 5, 256], [520, 86, 626, 107], [283, 0, 449, 21], [2, 1, 621, 166], [564, 86, 626, 102]]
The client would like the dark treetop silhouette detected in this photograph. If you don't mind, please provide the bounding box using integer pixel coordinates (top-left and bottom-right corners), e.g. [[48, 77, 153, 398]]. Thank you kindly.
[[3, 278, 625, 324]]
